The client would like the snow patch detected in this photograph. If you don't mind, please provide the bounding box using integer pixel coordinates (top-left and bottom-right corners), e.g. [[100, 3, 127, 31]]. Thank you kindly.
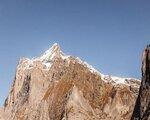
[[101, 74, 140, 86], [42, 62, 52, 69], [111, 76, 126, 84], [102, 75, 127, 84]]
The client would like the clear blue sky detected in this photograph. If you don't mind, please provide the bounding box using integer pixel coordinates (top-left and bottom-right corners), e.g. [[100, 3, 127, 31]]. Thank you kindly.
[[0, 0, 149, 106]]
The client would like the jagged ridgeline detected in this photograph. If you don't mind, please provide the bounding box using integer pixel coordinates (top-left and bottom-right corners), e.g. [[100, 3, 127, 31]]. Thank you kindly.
[[0, 43, 141, 120]]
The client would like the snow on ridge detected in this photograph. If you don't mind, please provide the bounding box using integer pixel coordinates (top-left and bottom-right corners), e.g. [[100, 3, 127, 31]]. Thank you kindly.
[[74, 57, 140, 85], [60, 54, 70, 60], [75, 57, 101, 75], [110, 76, 127, 84], [101, 74, 140, 86], [17, 43, 140, 86], [20, 43, 70, 70]]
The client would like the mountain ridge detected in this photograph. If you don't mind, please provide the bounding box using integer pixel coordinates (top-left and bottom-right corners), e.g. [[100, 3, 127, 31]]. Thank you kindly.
[[0, 43, 141, 120], [19, 43, 140, 84]]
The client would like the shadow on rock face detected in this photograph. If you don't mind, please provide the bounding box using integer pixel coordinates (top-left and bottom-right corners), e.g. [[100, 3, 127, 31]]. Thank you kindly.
[[131, 44, 150, 120]]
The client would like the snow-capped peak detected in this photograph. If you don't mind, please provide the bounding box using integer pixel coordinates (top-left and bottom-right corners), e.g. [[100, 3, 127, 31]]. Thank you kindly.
[[19, 43, 70, 70], [39, 43, 63, 61], [35, 43, 70, 69]]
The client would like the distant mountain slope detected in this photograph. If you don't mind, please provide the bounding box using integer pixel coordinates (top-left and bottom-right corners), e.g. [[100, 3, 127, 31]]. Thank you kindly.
[[2, 43, 140, 120]]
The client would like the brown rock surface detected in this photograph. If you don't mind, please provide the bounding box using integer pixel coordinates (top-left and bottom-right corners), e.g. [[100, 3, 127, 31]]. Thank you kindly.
[[131, 45, 150, 120], [0, 108, 4, 120], [2, 43, 140, 120]]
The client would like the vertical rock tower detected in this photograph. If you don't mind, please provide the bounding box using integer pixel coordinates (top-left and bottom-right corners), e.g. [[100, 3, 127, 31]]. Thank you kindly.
[[131, 45, 150, 120]]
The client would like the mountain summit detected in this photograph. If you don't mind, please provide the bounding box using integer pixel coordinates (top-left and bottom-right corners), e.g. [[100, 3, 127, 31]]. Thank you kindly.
[[0, 43, 140, 120], [39, 43, 64, 61]]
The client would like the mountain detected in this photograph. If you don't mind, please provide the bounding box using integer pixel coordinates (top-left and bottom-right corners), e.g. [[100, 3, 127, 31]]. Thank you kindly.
[[131, 45, 150, 120], [0, 43, 140, 120]]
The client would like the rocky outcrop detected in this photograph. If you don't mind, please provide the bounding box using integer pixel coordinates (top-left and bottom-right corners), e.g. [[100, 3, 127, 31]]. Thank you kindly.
[[2, 43, 141, 120], [131, 45, 150, 120], [0, 108, 4, 120]]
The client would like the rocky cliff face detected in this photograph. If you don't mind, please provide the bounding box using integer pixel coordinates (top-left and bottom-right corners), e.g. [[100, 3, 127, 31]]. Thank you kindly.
[[0, 108, 4, 120], [131, 45, 150, 120], [1, 43, 140, 120]]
